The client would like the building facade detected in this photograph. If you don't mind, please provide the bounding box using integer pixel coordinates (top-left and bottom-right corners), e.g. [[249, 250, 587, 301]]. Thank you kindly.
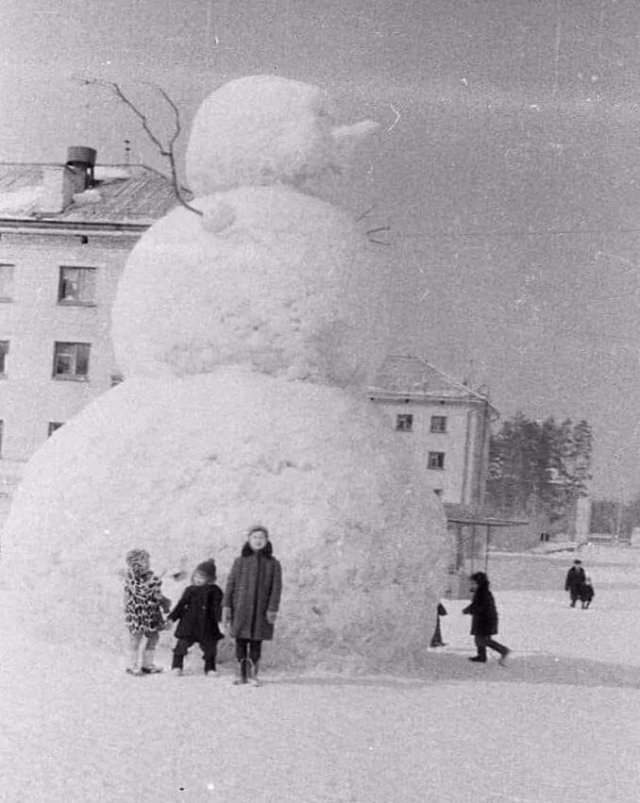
[[369, 355, 507, 596], [0, 150, 178, 520], [369, 354, 498, 507]]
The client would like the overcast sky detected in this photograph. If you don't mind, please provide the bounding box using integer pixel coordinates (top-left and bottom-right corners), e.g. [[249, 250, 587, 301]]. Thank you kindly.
[[2, 0, 640, 500]]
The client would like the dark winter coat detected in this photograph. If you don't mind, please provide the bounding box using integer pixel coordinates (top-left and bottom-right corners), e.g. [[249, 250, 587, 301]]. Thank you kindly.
[[579, 582, 594, 602], [223, 545, 282, 641], [168, 583, 224, 643], [463, 583, 499, 637], [565, 566, 586, 592]]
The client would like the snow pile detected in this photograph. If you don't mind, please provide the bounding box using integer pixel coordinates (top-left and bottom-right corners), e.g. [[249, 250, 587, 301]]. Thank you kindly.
[[1, 369, 447, 669], [186, 74, 378, 194], [0, 75, 448, 672], [112, 187, 390, 384], [93, 166, 131, 182], [0, 185, 43, 215], [72, 188, 102, 205]]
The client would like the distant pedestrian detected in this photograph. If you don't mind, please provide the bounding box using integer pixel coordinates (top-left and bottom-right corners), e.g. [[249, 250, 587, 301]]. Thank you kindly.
[[430, 601, 448, 648], [564, 559, 586, 608], [167, 559, 224, 676], [223, 525, 282, 686], [123, 548, 171, 675], [463, 571, 510, 665], [579, 575, 595, 609]]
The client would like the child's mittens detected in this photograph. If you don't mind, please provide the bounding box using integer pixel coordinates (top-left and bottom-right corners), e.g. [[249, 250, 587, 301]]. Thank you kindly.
[[266, 611, 277, 625]]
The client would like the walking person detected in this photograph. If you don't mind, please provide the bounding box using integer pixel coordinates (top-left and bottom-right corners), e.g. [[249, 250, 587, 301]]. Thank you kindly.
[[222, 525, 282, 686], [565, 559, 586, 608], [579, 575, 595, 609], [463, 571, 510, 666], [123, 548, 171, 675], [167, 559, 224, 676]]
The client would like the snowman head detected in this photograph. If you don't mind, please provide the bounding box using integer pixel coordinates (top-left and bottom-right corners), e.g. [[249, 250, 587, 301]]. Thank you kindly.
[[186, 74, 378, 195]]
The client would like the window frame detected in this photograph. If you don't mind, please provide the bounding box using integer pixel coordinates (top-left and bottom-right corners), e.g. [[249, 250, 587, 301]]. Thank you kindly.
[[430, 415, 447, 434], [428, 451, 446, 470], [395, 413, 414, 432], [52, 341, 91, 381], [0, 263, 15, 302], [57, 265, 97, 306], [0, 340, 9, 376]]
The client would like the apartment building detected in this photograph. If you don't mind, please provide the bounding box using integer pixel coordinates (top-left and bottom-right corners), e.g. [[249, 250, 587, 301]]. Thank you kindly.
[[369, 354, 517, 594], [0, 147, 178, 519], [369, 354, 498, 507]]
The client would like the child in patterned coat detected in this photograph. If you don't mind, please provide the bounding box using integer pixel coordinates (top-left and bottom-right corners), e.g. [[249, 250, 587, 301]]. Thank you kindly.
[[124, 548, 171, 675]]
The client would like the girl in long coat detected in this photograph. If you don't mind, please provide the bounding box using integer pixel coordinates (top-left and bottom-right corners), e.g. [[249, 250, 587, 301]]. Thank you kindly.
[[223, 525, 282, 685], [463, 571, 510, 665]]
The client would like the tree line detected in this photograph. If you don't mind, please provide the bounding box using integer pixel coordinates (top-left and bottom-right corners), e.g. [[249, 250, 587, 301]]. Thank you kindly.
[[485, 413, 592, 534]]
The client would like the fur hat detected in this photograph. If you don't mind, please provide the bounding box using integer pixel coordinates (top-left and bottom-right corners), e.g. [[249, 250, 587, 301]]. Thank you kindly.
[[194, 559, 217, 582], [247, 524, 269, 538], [125, 549, 150, 570]]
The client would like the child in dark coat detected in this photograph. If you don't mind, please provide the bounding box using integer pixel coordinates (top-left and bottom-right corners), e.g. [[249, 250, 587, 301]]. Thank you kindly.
[[579, 575, 595, 609], [463, 571, 511, 665], [223, 525, 283, 686], [124, 548, 171, 675], [167, 559, 224, 676]]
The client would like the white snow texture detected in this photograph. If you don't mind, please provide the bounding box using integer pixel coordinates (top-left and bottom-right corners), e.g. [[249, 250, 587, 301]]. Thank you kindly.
[[1, 75, 448, 671], [185, 74, 379, 195], [111, 187, 391, 386]]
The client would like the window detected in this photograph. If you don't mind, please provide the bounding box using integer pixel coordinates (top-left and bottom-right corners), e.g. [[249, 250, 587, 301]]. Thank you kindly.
[[0, 264, 14, 301], [396, 413, 413, 431], [428, 451, 445, 470], [58, 266, 96, 304], [430, 415, 447, 433], [0, 341, 8, 376], [48, 421, 64, 436], [53, 342, 90, 380]]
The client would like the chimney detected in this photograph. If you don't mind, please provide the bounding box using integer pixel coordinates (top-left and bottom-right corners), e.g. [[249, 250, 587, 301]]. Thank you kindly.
[[38, 166, 74, 214], [37, 146, 97, 215], [66, 146, 97, 190]]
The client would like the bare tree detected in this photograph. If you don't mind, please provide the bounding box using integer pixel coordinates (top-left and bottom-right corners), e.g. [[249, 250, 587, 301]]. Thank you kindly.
[[73, 76, 202, 217]]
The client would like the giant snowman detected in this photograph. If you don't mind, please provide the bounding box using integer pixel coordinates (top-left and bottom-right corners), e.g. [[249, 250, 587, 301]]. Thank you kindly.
[[0, 76, 448, 672]]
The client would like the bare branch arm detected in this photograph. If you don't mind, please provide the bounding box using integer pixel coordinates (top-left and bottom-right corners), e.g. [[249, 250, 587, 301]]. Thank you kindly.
[[73, 75, 202, 217]]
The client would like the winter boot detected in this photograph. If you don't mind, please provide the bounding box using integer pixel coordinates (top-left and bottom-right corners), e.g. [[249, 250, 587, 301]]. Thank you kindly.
[[142, 644, 162, 673], [171, 653, 184, 671], [233, 658, 250, 685], [204, 655, 217, 675], [249, 660, 260, 686]]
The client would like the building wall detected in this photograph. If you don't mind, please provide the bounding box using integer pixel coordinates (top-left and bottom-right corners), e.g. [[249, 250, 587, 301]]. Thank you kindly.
[[371, 398, 490, 506], [0, 230, 134, 498]]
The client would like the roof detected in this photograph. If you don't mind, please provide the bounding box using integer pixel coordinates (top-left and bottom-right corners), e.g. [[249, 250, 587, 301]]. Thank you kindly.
[[0, 163, 183, 226], [369, 354, 498, 412]]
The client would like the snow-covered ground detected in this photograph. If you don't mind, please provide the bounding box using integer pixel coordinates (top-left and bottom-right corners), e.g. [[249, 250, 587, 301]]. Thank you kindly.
[[2, 545, 639, 802]]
